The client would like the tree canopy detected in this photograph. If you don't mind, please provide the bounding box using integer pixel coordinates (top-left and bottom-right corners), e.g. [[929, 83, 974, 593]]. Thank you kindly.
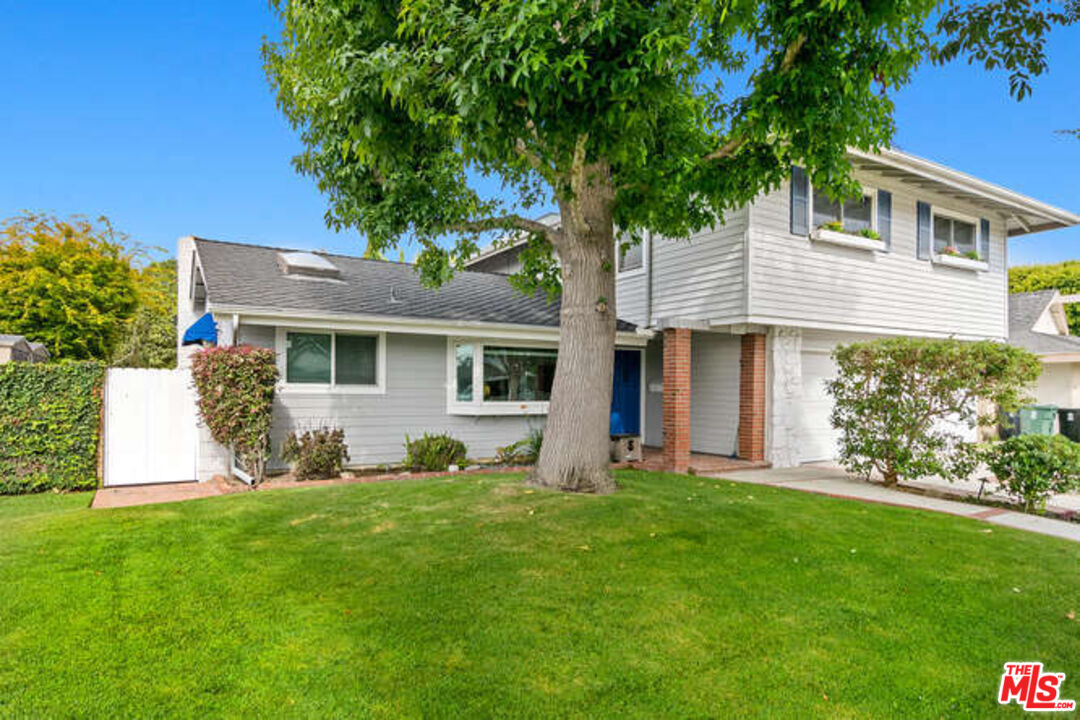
[[0, 213, 139, 361], [111, 259, 178, 369], [265, 0, 950, 286]]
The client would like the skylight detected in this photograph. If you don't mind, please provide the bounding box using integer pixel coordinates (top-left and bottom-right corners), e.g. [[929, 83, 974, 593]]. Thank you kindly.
[[277, 251, 340, 279]]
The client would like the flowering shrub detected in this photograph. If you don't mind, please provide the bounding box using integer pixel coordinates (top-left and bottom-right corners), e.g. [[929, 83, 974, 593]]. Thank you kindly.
[[282, 426, 350, 480], [191, 345, 278, 483]]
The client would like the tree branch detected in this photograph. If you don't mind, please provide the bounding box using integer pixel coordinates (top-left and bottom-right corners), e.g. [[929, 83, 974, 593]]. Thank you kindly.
[[567, 132, 591, 236], [452, 214, 561, 243], [703, 137, 744, 162], [704, 33, 808, 162], [514, 138, 551, 178]]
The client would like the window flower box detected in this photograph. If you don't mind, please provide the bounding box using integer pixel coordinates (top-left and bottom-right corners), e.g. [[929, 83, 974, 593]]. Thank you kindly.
[[810, 227, 884, 252], [933, 252, 989, 272]]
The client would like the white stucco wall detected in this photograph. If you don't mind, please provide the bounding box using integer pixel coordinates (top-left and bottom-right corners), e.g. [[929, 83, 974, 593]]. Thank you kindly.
[[1033, 362, 1080, 408]]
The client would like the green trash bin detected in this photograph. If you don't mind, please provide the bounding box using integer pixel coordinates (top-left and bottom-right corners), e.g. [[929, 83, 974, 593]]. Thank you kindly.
[[1018, 405, 1057, 436]]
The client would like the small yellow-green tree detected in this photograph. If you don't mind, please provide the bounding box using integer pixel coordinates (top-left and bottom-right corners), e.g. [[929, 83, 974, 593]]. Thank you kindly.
[[0, 213, 139, 361], [112, 259, 178, 369]]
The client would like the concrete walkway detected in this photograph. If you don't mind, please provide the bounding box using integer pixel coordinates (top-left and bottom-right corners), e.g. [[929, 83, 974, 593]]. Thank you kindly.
[[718, 465, 1080, 543], [91, 478, 240, 509]]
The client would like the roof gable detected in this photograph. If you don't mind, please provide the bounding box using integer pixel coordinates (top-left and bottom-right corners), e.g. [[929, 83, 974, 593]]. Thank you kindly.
[[1009, 290, 1080, 356]]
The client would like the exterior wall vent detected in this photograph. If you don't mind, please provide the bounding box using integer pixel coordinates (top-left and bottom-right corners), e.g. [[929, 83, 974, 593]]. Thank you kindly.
[[277, 251, 341, 279]]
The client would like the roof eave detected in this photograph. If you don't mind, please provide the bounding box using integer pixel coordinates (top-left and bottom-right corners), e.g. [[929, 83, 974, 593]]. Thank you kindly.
[[848, 148, 1080, 236], [209, 303, 651, 346]]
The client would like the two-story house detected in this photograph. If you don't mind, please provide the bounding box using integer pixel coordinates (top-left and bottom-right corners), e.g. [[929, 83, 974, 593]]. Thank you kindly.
[[176, 148, 1077, 482], [466, 148, 1080, 470]]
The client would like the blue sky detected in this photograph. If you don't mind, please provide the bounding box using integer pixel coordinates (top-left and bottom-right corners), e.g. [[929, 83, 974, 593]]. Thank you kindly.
[[1, 1, 1078, 266]]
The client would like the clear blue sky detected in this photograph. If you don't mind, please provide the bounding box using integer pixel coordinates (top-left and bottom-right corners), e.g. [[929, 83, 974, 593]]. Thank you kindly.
[[2, 1, 1078, 266]]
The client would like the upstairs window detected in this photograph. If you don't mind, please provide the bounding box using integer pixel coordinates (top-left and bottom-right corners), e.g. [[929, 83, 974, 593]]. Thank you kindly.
[[813, 190, 875, 233], [933, 214, 977, 255], [616, 233, 645, 273]]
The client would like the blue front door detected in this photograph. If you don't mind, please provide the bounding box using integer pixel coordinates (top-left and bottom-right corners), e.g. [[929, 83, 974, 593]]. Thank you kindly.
[[610, 349, 642, 435]]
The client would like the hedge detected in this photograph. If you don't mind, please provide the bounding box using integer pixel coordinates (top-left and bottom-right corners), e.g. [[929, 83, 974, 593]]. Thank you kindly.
[[0, 361, 105, 494]]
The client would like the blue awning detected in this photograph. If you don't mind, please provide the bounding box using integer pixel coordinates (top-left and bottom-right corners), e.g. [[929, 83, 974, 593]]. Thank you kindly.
[[181, 313, 217, 346]]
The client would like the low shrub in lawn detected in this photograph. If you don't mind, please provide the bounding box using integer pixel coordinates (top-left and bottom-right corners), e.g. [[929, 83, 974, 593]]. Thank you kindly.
[[495, 428, 543, 465], [0, 361, 104, 494], [986, 434, 1080, 512], [404, 432, 467, 472], [281, 426, 350, 480]]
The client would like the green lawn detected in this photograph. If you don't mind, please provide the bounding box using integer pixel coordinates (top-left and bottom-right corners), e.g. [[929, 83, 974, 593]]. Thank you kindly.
[[1, 471, 1078, 718]]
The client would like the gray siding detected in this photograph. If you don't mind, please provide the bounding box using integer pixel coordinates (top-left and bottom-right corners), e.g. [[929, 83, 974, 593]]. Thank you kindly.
[[243, 328, 545, 467], [236, 324, 275, 349], [690, 331, 740, 455], [748, 168, 1008, 339], [468, 245, 525, 275], [616, 265, 648, 327], [650, 207, 748, 325]]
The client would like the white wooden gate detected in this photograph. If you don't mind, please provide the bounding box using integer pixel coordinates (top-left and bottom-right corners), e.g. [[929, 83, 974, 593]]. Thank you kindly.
[[104, 368, 198, 486]]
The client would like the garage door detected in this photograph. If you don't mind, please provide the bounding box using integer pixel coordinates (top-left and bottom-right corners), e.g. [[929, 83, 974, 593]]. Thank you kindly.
[[797, 350, 840, 463], [690, 332, 740, 455]]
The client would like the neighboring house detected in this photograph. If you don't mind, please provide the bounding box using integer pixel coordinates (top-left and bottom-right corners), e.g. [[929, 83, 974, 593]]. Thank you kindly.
[[467, 212, 561, 275], [27, 342, 49, 363], [0, 335, 47, 364], [1009, 290, 1080, 408], [466, 147, 1080, 469], [177, 237, 647, 480]]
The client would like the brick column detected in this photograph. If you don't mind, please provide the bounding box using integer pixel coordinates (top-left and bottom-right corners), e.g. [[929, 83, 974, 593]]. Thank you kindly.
[[662, 328, 692, 473], [738, 333, 767, 462]]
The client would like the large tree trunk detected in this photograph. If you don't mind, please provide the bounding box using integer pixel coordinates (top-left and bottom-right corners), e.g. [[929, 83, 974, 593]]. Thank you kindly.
[[530, 164, 617, 493]]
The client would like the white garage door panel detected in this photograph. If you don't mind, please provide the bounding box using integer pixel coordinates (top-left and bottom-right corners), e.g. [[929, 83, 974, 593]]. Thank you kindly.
[[798, 350, 839, 463], [690, 332, 741, 455], [104, 368, 198, 486]]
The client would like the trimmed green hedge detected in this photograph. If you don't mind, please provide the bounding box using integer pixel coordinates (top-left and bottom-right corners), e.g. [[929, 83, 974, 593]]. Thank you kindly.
[[0, 361, 104, 494]]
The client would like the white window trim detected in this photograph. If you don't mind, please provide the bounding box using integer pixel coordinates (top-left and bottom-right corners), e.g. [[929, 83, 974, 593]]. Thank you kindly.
[[275, 327, 386, 395], [615, 232, 647, 278], [809, 185, 878, 233], [446, 337, 556, 415]]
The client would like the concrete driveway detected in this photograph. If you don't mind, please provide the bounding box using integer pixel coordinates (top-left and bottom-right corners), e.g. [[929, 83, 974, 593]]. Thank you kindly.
[[717, 464, 1080, 544]]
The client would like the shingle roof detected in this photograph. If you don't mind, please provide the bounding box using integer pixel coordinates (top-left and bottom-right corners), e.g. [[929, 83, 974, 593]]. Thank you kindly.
[[0, 334, 29, 347], [194, 238, 635, 332], [1009, 290, 1080, 355]]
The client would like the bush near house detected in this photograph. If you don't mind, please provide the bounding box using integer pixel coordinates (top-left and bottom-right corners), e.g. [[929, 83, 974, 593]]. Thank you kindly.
[[404, 432, 467, 472], [496, 429, 544, 465], [191, 346, 278, 484], [281, 426, 350, 480], [829, 338, 1040, 486], [0, 361, 104, 494], [986, 434, 1080, 512]]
